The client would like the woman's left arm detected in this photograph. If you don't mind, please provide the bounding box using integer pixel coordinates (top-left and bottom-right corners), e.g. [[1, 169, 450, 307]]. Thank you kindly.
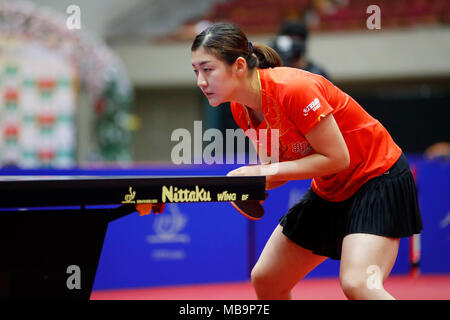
[[228, 114, 350, 183]]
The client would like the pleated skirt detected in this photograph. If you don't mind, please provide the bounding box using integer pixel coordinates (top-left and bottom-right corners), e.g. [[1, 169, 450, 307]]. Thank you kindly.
[[279, 153, 423, 260]]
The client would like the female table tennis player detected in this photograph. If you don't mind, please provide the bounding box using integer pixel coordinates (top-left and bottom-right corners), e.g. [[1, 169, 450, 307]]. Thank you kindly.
[[190, 22, 423, 300]]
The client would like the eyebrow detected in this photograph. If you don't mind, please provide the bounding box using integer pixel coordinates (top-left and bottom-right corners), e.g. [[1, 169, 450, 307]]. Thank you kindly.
[[192, 61, 212, 67]]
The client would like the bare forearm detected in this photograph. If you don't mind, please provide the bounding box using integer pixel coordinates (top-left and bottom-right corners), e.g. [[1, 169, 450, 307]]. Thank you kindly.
[[229, 115, 350, 184], [260, 153, 349, 182]]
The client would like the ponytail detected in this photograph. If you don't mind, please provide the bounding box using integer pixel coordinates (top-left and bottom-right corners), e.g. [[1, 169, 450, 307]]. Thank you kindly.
[[252, 42, 283, 69], [192, 22, 282, 70]]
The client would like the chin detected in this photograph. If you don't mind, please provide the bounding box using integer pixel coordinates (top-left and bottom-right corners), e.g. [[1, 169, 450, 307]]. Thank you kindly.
[[208, 98, 222, 107]]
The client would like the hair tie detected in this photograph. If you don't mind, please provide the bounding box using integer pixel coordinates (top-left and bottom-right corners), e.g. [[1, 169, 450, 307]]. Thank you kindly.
[[248, 41, 254, 53]]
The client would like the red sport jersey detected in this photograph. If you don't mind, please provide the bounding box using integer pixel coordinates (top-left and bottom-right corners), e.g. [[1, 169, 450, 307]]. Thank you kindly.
[[231, 67, 402, 202]]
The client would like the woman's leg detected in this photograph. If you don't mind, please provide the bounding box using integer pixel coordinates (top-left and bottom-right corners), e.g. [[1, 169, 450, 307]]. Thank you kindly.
[[339, 233, 400, 300], [251, 225, 327, 300]]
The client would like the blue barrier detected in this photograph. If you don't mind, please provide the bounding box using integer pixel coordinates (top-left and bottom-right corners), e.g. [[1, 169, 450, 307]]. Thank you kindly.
[[418, 159, 450, 274], [93, 202, 249, 290]]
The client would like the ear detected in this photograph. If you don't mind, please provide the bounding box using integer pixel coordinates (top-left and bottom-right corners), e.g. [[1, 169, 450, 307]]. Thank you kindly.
[[233, 57, 248, 78]]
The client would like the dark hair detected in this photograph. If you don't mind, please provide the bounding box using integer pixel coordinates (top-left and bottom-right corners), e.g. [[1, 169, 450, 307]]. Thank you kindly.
[[278, 20, 308, 41], [191, 22, 282, 69]]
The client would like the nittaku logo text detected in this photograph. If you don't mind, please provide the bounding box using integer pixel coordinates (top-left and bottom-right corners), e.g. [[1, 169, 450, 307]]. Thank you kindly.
[[161, 185, 211, 203]]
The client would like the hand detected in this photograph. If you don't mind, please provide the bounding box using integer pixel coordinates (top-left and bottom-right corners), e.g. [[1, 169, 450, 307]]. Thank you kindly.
[[227, 165, 286, 190], [227, 165, 262, 177]]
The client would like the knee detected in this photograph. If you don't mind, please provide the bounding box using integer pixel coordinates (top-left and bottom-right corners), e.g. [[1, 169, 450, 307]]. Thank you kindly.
[[339, 274, 372, 300], [251, 267, 289, 298], [250, 267, 269, 292]]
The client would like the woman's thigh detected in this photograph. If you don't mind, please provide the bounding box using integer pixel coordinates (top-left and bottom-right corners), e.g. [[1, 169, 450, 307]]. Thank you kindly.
[[252, 224, 327, 290], [340, 233, 399, 288]]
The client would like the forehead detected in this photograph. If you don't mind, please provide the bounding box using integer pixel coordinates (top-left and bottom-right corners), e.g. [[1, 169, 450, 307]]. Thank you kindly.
[[191, 47, 221, 66]]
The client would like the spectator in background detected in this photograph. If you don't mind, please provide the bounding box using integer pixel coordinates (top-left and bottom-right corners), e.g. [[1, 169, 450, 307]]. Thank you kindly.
[[425, 142, 450, 160], [272, 20, 329, 79]]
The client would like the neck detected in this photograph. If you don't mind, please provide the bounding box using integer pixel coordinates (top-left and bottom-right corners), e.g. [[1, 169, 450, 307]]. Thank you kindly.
[[231, 68, 261, 112]]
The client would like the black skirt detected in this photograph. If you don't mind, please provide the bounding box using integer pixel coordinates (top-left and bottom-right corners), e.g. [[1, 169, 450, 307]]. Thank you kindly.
[[279, 153, 423, 260]]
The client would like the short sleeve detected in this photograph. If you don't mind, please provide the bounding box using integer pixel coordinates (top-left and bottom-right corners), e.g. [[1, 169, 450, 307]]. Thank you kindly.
[[280, 76, 334, 135]]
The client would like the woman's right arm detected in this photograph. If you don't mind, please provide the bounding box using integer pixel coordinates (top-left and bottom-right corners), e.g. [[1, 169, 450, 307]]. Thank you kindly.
[[249, 137, 287, 190]]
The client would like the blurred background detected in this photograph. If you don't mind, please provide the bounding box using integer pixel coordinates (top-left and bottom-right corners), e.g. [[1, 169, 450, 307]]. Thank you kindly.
[[0, 0, 449, 166], [0, 0, 449, 299]]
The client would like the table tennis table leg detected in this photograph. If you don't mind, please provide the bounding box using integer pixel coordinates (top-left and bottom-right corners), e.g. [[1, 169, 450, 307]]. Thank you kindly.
[[0, 205, 136, 300]]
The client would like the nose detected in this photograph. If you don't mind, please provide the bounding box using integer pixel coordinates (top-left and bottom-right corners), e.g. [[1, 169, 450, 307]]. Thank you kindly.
[[197, 73, 207, 88]]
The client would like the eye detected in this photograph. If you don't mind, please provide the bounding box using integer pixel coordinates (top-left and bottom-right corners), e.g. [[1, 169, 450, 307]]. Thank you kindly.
[[203, 68, 211, 73], [193, 69, 199, 75]]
